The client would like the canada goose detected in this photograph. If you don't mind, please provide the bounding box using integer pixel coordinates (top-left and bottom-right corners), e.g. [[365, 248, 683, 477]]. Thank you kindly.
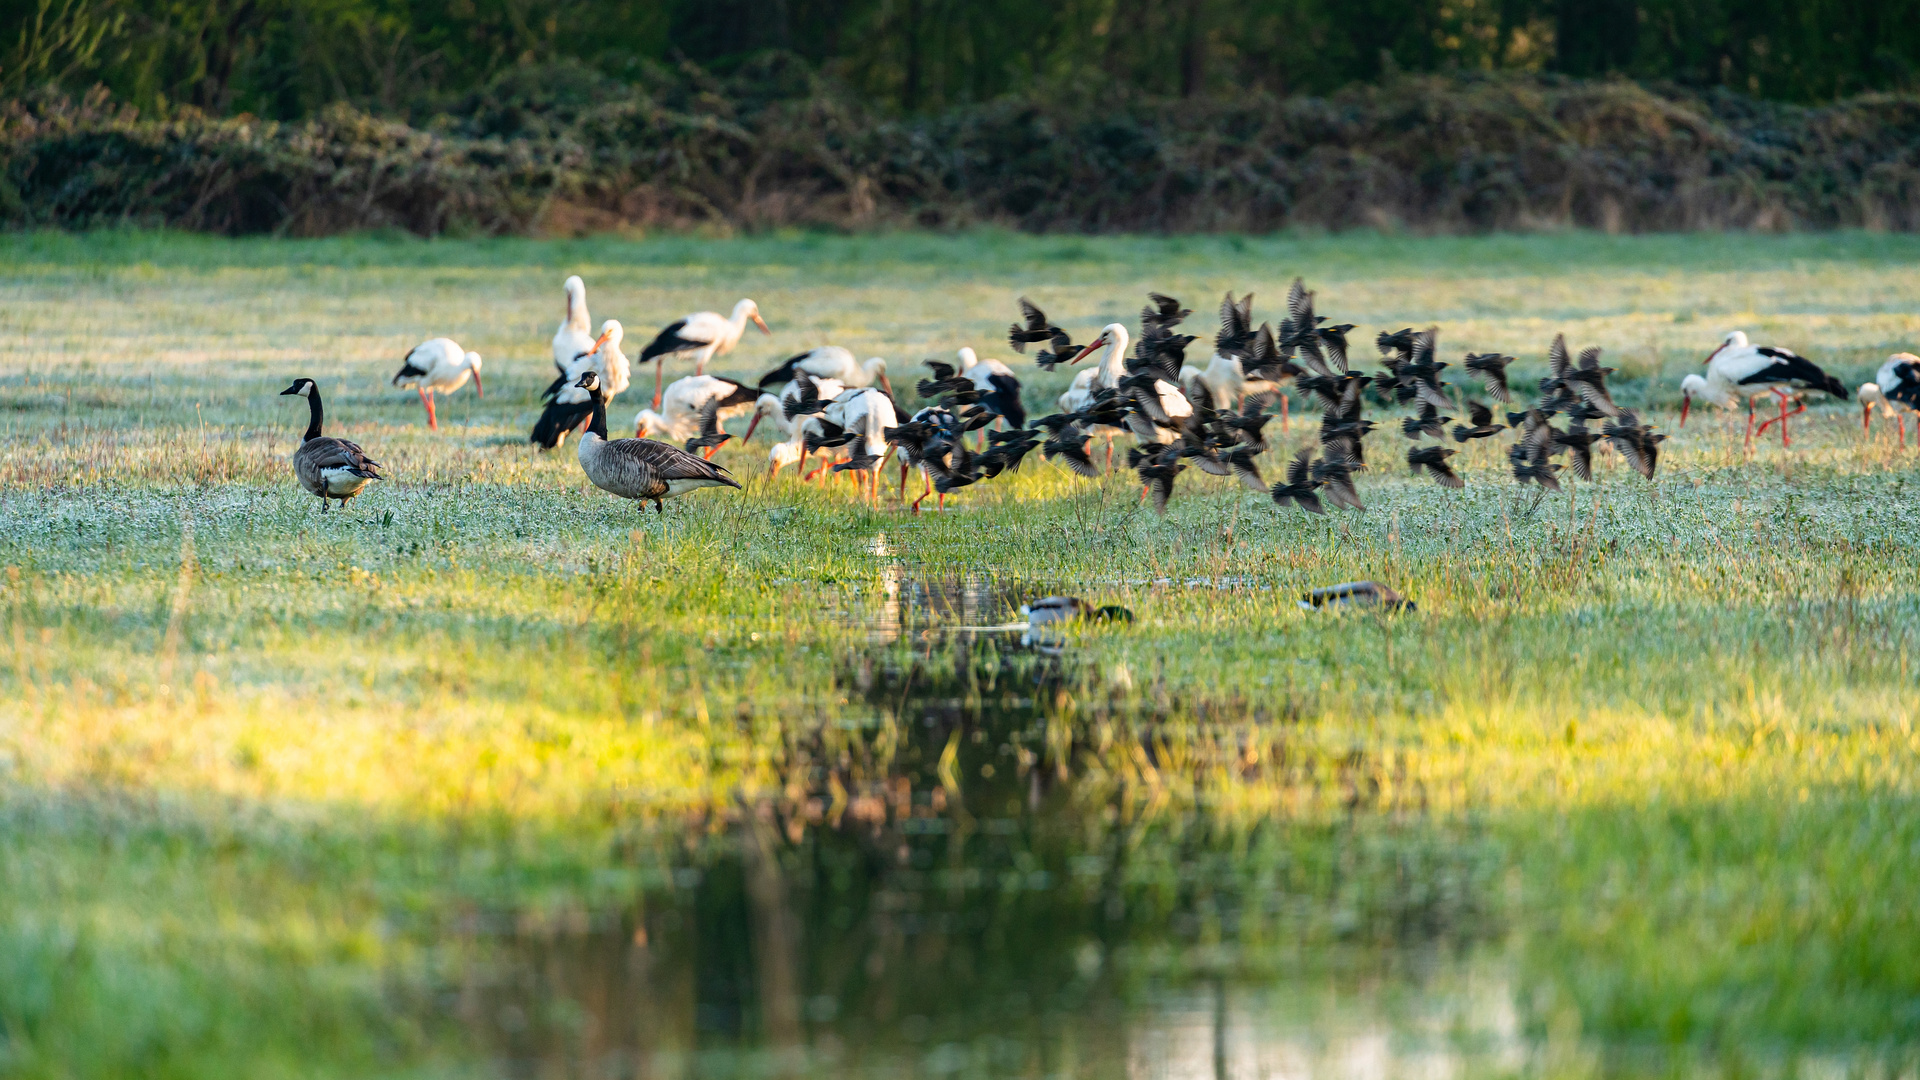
[[281, 378, 383, 512], [572, 370, 741, 512]]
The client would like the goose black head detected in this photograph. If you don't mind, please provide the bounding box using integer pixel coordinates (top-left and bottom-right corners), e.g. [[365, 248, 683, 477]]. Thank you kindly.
[[574, 370, 600, 392], [281, 378, 315, 397]]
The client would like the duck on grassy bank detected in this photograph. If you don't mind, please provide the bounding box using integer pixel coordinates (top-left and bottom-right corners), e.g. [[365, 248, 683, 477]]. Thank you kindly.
[[280, 378, 383, 512], [391, 338, 482, 430], [1019, 596, 1134, 626], [1300, 581, 1414, 612], [572, 371, 740, 513]]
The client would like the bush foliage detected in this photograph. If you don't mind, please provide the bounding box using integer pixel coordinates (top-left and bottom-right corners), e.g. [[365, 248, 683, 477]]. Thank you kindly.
[[8, 66, 1920, 236]]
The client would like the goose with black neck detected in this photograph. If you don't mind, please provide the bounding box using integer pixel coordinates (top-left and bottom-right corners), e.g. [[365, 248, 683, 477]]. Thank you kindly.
[[280, 378, 384, 512], [572, 370, 741, 513]]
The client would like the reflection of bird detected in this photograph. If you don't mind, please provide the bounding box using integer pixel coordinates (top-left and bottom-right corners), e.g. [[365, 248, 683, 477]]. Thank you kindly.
[[1680, 330, 1848, 447], [1858, 353, 1920, 444], [1020, 596, 1135, 626], [1299, 581, 1414, 612], [281, 378, 383, 513], [1407, 444, 1463, 488], [637, 298, 772, 407], [572, 371, 741, 512], [391, 337, 482, 430]]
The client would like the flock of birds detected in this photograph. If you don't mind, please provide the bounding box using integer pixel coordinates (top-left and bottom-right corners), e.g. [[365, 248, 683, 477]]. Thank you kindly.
[[279, 274, 1920, 516]]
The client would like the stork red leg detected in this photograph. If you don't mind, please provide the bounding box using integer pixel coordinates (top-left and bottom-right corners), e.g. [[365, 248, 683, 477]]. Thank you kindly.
[[1754, 390, 1804, 446], [1280, 394, 1289, 434], [1745, 398, 1756, 449], [911, 472, 931, 513], [652, 361, 665, 411], [418, 387, 437, 431]]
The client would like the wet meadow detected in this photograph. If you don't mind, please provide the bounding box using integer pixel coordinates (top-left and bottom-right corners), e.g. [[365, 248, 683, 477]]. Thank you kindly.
[[1, 229, 1918, 1078]]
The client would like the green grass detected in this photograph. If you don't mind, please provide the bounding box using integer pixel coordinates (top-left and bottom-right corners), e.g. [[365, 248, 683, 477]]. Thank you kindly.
[[1, 228, 1918, 1079]]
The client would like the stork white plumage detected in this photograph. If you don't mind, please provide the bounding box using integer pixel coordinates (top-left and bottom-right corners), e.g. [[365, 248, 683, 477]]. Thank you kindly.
[[1680, 331, 1849, 447], [1060, 322, 1132, 471], [391, 338, 483, 430], [956, 347, 1026, 433], [823, 387, 899, 505], [637, 299, 771, 409], [756, 347, 894, 398], [531, 320, 632, 450], [633, 374, 759, 440], [553, 276, 593, 375], [1179, 352, 1250, 411], [742, 375, 848, 447], [764, 376, 849, 480], [1860, 352, 1920, 445]]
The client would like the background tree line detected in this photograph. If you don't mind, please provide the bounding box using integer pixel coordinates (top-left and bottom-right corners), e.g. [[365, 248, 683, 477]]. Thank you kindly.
[[1, 0, 1916, 120]]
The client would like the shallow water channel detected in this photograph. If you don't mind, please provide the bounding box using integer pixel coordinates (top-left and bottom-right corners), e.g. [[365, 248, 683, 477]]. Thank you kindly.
[[444, 559, 1544, 1079]]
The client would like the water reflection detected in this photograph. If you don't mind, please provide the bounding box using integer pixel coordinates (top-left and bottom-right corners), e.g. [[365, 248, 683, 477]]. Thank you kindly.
[[460, 645, 1511, 1079]]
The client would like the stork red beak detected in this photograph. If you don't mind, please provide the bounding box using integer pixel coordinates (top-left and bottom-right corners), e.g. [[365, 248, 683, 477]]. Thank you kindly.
[[1068, 335, 1107, 365], [742, 411, 764, 443], [471, 371, 485, 398], [1679, 393, 1691, 426], [584, 328, 614, 356], [879, 374, 895, 397], [752, 313, 771, 336], [1704, 344, 1725, 366]]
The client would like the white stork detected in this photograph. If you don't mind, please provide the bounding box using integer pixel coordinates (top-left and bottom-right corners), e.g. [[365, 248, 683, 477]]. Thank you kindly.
[[633, 374, 759, 440], [1680, 331, 1849, 447], [553, 276, 593, 374], [531, 321, 632, 450], [1059, 322, 1134, 471], [956, 347, 1026, 432], [391, 338, 482, 430], [1860, 352, 1920, 445], [756, 346, 894, 397], [822, 387, 899, 504], [636, 299, 771, 409]]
